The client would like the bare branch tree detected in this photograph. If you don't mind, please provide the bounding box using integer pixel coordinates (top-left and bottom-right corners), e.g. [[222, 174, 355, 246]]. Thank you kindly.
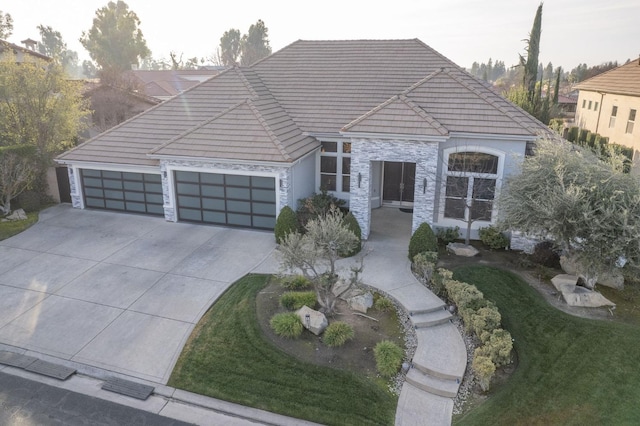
[[0, 152, 37, 215]]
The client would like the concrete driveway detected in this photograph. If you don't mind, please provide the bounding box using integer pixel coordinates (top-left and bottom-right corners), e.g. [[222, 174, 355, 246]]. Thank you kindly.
[[0, 205, 277, 384]]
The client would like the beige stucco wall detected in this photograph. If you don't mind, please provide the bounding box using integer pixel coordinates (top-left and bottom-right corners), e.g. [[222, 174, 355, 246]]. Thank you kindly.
[[575, 90, 640, 168]]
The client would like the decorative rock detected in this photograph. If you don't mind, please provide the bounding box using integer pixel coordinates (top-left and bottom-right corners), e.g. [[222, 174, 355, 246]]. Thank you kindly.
[[331, 278, 351, 298], [551, 274, 578, 293], [347, 291, 374, 313], [562, 287, 616, 308], [5, 209, 27, 221], [446, 242, 479, 257], [296, 305, 328, 336], [560, 256, 624, 289]]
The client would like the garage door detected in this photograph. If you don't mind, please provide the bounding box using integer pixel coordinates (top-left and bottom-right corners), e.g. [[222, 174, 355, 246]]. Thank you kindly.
[[81, 169, 164, 215], [175, 171, 276, 230]]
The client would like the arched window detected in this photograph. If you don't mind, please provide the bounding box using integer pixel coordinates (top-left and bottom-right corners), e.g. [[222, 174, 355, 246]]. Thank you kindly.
[[443, 151, 500, 222]]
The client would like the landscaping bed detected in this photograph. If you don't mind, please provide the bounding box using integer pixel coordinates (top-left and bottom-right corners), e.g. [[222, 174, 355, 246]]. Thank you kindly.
[[169, 274, 398, 426], [0, 212, 38, 241]]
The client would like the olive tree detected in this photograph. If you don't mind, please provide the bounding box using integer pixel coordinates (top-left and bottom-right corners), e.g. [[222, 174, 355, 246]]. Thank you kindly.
[[277, 207, 360, 314], [498, 137, 640, 289]]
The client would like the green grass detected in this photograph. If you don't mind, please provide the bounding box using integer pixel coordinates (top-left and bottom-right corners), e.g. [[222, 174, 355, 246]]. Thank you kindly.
[[169, 274, 396, 426], [453, 266, 640, 425], [0, 212, 38, 241]]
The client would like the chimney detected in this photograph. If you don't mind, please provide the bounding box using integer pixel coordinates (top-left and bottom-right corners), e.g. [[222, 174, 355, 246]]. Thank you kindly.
[[21, 38, 38, 51]]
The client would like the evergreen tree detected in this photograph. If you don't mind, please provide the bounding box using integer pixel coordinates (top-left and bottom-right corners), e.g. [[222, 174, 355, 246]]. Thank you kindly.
[[553, 66, 562, 104], [0, 10, 13, 39], [521, 3, 543, 102], [80, 1, 150, 82]]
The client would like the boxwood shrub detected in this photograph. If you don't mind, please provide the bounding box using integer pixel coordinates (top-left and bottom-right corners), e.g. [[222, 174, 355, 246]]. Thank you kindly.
[[408, 222, 438, 260]]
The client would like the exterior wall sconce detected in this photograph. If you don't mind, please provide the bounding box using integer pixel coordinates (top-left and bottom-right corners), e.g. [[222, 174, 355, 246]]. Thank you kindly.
[[358, 172, 362, 188], [423, 178, 427, 194], [162, 170, 167, 178]]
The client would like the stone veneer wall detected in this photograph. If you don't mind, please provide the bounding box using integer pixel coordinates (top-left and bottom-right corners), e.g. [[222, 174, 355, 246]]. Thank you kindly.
[[160, 159, 292, 222], [67, 167, 82, 208], [349, 138, 439, 239]]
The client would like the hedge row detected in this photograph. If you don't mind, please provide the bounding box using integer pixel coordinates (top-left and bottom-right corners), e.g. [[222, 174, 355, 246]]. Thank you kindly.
[[436, 268, 513, 391]]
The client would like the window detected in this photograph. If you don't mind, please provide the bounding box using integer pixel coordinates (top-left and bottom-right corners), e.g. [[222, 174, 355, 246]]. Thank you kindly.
[[588, 100, 592, 110], [320, 140, 351, 193], [594, 102, 599, 111], [627, 109, 636, 134], [443, 152, 499, 222], [582, 99, 586, 108], [609, 105, 618, 128]]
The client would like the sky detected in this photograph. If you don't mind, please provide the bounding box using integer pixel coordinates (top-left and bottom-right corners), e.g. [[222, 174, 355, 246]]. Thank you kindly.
[[2, 0, 639, 71]]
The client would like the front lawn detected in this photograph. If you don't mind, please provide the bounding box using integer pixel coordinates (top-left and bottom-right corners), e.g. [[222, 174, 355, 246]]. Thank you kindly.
[[453, 266, 640, 425], [0, 212, 38, 241], [168, 274, 397, 426]]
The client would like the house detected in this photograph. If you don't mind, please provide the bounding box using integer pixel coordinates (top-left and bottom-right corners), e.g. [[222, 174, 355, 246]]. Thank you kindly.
[[127, 69, 223, 101], [574, 58, 640, 171], [56, 39, 550, 239], [0, 38, 52, 62]]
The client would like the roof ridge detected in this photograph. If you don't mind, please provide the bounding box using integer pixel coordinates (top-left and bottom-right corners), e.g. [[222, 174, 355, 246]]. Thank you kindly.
[[341, 94, 400, 130], [442, 69, 539, 133], [397, 94, 449, 135], [247, 100, 292, 161], [233, 67, 259, 99], [148, 100, 250, 155], [401, 68, 446, 95]]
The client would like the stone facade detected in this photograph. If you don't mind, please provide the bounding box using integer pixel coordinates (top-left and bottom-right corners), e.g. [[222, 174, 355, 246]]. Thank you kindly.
[[67, 167, 82, 208], [159, 159, 292, 222], [349, 138, 439, 238]]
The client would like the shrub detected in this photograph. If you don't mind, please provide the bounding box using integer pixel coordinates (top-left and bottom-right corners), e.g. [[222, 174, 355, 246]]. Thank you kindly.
[[374, 295, 394, 312], [323, 322, 355, 347], [274, 206, 299, 244], [281, 275, 311, 290], [566, 126, 579, 142], [478, 226, 509, 250], [374, 340, 404, 377], [531, 240, 561, 268], [297, 189, 346, 229], [472, 355, 495, 392], [436, 226, 460, 245], [412, 251, 439, 287], [469, 305, 502, 340], [408, 222, 438, 260], [280, 291, 317, 310], [339, 212, 362, 257], [270, 312, 303, 338], [16, 190, 42, 212], [476, 329, 513, 367]]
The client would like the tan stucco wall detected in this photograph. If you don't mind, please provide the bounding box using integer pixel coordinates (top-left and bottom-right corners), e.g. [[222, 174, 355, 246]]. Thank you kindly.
[[575, 90, 640, 164], [46, 167, 61, 203]]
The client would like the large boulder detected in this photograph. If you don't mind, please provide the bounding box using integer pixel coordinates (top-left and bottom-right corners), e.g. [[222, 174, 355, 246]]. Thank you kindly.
[[296, 305, 328, 336], [447, 242, 479, 257], [331, 278, 351, 298], [562, 286, 616, 308], [5, 209, 27, 221], [560, 256, 624, 290], [347, 292, 374, 313], [551, 274, 578, 293]]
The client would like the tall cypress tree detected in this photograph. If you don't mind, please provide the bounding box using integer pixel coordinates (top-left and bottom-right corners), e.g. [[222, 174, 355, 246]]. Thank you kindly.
[[522, 3, 543, 102], [553, 66, 562, 105]]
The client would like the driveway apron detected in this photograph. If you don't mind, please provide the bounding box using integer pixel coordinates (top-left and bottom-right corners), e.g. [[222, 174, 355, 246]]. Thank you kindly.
[[0, 205, 276, 384]]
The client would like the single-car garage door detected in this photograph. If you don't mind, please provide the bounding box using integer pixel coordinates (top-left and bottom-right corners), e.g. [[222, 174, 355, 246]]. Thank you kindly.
[[175, 171, 276, 230], [81, 169, 164, 215]]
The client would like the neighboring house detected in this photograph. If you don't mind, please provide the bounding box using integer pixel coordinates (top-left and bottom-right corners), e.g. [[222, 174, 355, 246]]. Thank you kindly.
[[56, 39, 550, 239], [127, 69, 222, 101], [0, 38, 51, 62], [574, 58, 640, 170], [82, 81, 161, 139]]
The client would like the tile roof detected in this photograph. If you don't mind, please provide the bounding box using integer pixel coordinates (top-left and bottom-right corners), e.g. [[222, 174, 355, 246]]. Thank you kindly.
[[58, 39, 548, 166], [575, 59, 640, 97]]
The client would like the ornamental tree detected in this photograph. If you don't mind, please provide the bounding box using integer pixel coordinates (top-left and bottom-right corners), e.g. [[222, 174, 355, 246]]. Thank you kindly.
[[498, 137, 640, 289]]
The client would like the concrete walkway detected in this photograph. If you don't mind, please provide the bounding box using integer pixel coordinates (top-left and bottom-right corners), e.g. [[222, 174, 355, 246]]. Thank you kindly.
[[338, 207, 467, 426]]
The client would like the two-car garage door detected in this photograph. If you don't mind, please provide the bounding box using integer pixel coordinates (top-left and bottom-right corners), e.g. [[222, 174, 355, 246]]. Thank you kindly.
[[174, 171, 276, 230], [80, 169, 277, 230]]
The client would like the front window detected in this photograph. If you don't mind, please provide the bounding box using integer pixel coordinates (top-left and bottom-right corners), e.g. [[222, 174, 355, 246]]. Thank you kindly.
[[320, 140, 351, 193], [626, 109, 636, 134], [609, 105, 618, 128], [443, 151, 499, 222]]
